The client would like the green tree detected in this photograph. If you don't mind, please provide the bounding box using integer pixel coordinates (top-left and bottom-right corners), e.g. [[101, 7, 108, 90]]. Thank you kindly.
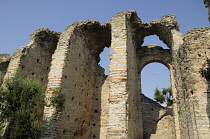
[[154, 86, 173, 106], [0, 72, 45, 139]]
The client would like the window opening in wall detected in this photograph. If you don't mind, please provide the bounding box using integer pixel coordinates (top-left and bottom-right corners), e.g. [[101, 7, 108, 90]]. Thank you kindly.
[[141, 62, 171, 105], [142, 35, 169, 49], [99, 47, 110, 75]]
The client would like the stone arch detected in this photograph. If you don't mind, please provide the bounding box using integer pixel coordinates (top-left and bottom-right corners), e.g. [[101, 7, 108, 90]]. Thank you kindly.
[[137, 45, 174, 138], [126, 11, 183, 138], [126, 10, 179, 49], [42, 21, 111, 139], [137, 45, 172, 101], [137, 45, 172, 72], [106, 11, 181, 138]]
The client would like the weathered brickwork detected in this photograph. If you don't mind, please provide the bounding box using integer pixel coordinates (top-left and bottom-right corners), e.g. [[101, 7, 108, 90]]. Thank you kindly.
[[92, 75, 110, 139], [108, 12, 131, 138], [126, 11, 181, 139], [41, 21, 111, 138], [150, 115, 176, 139], [141, 94, 175, 139], [137, 45, 171, 70], [1, 10, 210, 139], [174, 27, 210, 139], [4, 28, 60, 84], [2, 28, 60, 125]]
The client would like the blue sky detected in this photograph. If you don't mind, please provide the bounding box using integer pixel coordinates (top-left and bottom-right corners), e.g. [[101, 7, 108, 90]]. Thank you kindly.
[[0, 0, 209, 99]]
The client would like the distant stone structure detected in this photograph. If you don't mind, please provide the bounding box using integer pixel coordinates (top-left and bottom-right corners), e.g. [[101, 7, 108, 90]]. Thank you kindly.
[[1, 11, 210, 139], [204, 0, 210, 21]]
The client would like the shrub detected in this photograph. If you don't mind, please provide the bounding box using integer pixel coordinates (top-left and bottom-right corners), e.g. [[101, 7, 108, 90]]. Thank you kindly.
[[50, 88, 65, 112], [0, 72, 45, 138]]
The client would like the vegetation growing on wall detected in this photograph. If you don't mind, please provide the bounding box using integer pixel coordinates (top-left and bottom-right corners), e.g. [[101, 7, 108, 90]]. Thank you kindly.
[[0, 53, 10, 57], [0, 72, 45, 138], [50, 88, 65, 112]]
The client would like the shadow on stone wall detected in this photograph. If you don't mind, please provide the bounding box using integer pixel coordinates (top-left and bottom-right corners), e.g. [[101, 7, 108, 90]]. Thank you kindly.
[[201, 59, 210, 130], [0, 55, 11, 85], [206, 92, 210, 130], [206, 82, 210, 130], [91, 69, 106, 139], [142, 94, 173, 139]]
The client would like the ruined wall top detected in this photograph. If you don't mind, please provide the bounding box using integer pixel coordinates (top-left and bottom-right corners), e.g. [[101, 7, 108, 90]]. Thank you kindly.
[[0, 54, 10, 64], [0, 54, 11, 85], [204, 0, 210, 21], [59, 20, 111, 63], [125, 11, 180, 48], [0, 54, 10, 73], [11, 28, 61, 59], [30, 28, 61, 42], [28, 28, 61, 53]]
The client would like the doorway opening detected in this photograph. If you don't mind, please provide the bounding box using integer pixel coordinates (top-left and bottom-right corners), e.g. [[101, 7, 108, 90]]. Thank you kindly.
[[141, 62, 173, 138]]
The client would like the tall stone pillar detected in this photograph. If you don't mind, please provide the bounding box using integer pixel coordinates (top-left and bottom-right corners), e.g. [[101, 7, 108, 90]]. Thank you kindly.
[[107, 11, 143, 139], [177, 27, 210, 138], [108, 12, 128, 138]]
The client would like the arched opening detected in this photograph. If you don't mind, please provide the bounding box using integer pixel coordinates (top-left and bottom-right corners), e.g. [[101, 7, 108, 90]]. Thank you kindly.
[[141, 62, 171, 101], [140, 62, 173, 138], [142, 35, 169, 49], [99, 47, 110, 75]]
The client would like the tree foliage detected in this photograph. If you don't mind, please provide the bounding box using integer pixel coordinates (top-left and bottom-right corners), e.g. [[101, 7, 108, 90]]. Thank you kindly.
[[0, 72, 45, 139], [154, 86, 173, 106]]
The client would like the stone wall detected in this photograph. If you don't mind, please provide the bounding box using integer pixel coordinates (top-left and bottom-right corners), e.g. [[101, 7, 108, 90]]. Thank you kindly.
[[0, 55, 10, 85], [150, 115, 176, 139], [128, 11, 179, 138], [137, 45, 171, 70], [92, 75, 110, 139], [4, 28, 60, 85], [126, 11, 144, 139], [141, 94, 175, 139], [107, 11, 144, 138], [41, 21, 111, 138], [2, 28, 60, 125], [108, 12, 131, 138], [174, 27, 210, 138]]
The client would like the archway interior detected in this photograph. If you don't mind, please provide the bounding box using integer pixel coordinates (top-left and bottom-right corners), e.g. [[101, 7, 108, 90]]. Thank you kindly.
[[141, 62, 170, 100], [99, 47, 110, 75], [142, 35, 169, 49]]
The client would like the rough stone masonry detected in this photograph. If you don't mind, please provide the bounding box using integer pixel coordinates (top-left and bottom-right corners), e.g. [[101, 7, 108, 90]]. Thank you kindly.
[[1, 10, 210, 139]]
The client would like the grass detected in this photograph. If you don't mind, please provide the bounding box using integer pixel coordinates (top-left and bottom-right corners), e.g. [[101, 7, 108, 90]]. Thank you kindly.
[[0, 53, 10, 57]]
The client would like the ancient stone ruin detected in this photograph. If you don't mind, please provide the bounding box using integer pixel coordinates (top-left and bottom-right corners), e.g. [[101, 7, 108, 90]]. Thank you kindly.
[[0, 55, 10, 85], [204, 0, 210, 21], [1, 10, 210, 139]]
